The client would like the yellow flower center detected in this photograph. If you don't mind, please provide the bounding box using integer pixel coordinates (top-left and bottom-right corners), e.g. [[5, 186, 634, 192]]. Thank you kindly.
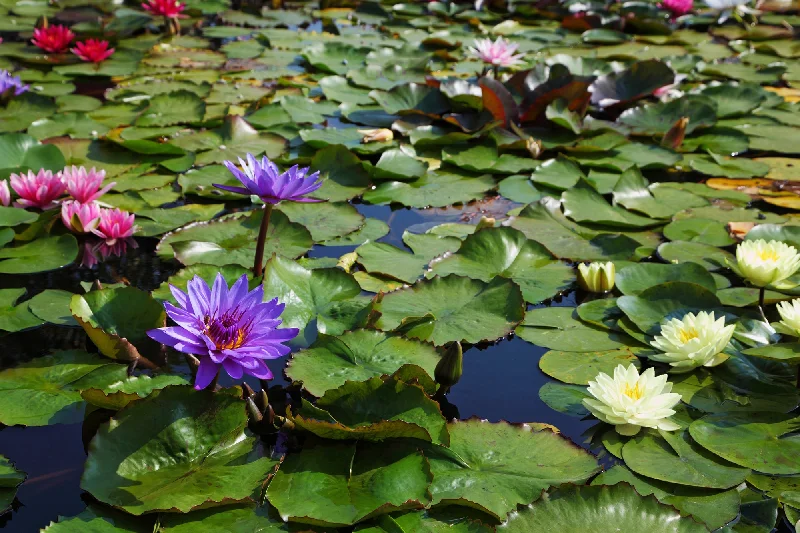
[[678, 327, 699, 344], [623, 382, 644, 400], [758, 249, 779, 261]]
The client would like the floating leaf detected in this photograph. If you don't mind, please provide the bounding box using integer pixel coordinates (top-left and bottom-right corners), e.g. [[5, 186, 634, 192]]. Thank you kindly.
[[538, 348, 642, 385], [428, 420, 600, 520], [286, 330, 440, 397], [517, 307, 634, 352], [0, 235, 78, 274], [373, 275, 525, 346], [82, 386, 278, 515], [0, 456, 25, 515], [267, 439, 432, 527]]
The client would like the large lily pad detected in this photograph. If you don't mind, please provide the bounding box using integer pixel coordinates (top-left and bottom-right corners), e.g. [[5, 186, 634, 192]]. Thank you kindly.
[[0, 456, 25, 514], [538, 348, 642, 385], [622, 430, 750, 489], [499, 484, 708, 532], [689, 412, 800, 475], [266, 439, 432, 527], [356, 232, 462, 284], [430, 227, 575, 304], [293, 375, 448, 444], [81, 385, 278, 515], [157, 210, 313, 267], [262, 256, 369, 344], [286, 330, 441, 397], [427, 420, 600, 520], [0, 350, 127, 426], [516, 307, 633, 352], [373, 275, 525, 346], [0, 235, 78, 274]]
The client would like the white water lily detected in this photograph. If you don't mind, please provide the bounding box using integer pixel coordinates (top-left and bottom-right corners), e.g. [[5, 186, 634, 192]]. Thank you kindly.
[[704, 0, 758, 22], [649, 311, 735, 372], [735, 239, 800, 289], [776, 299, 800, 337], [577, 261, 615, 293], [583, 364, 681, 436]]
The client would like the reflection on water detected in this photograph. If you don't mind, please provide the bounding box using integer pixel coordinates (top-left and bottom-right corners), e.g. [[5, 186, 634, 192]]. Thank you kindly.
[[0, 204, 599, 530]]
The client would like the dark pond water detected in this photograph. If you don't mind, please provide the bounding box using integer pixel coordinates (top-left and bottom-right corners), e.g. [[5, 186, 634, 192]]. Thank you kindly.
[[0, 203, 599, 532]]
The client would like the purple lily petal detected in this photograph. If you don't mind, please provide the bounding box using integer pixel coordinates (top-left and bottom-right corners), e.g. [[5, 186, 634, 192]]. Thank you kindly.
[[195, 358, 221, 390], [214, 152, 324, 203], [146, 273, 299, 389]]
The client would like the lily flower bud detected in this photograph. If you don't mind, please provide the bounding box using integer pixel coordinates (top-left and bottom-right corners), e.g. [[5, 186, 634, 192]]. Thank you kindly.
[[577, 261, 615, 293], [435, 341, 463, 391]]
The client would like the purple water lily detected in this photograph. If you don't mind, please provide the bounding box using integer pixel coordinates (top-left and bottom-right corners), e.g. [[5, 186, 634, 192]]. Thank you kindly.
[[147, 273, 299, 390], [215, 154, 323, 204], [0, 70, 28, 97]]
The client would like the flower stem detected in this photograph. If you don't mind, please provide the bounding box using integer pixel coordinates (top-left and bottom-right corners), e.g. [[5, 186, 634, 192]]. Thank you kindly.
[[253, 203, 273, 277], [758, 286, 767, 323]]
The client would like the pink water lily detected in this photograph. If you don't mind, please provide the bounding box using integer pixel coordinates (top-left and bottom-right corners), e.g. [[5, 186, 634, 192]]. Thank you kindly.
[[72, 39, 115, 63], [10, 169, 66, 210], [63, 165, 115, 204], [0, 180, 10, 207], [31, 25, 75, 53], [142, 0, 186, 17], [92, 208, 137, 245], [61, 200, 101, 233], [660, 0, 693, 16], [466, 37, 525, 68]]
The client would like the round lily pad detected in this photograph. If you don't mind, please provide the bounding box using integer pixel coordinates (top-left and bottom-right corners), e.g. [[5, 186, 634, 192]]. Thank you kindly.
[[539, 348, 642, 385], [81, 385, 278, 515]]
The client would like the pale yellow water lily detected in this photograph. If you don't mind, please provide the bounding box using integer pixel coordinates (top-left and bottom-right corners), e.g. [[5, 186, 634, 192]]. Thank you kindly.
[[735, 239, 800, 289], [775, 299, 800, 337], [577, 261, 615, 293], [649, 311, 735, 372], [583, 364, 681, 436]]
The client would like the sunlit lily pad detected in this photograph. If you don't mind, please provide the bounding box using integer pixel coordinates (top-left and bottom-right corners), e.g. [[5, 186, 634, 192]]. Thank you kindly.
[[517, 307, 634, 352], [538, 348, 642, 385], [373, 275, 525, 346], [499, 484, 708, 533], [286, 330, 440, 397], [427, 419, 600, 520], [267, 439, 431, 527]]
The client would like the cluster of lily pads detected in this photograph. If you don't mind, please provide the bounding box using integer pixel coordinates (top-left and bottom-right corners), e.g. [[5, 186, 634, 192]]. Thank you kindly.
[[2, 0, 800, 531]]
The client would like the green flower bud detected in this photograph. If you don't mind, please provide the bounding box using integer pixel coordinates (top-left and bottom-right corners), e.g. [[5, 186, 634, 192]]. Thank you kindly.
[[577, 261, 615, 293], [435, 341, 463, 390]]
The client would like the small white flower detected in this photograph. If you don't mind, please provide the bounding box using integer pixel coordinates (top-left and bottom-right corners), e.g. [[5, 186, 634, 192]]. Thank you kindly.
[[776, 299, 800, 337], [577, 261, 615, 293], [583, 364, 681, 436], [704, 0, 759, 23], [735, 239, 800, 289], [649, 311, 735, 372]]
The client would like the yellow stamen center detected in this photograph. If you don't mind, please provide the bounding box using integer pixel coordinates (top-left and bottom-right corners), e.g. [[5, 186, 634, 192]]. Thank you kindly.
[[214, 329, 246, 351], [758, 249, 779, 261], [623, 382, 644, 400], [678, 327, 699, 343]]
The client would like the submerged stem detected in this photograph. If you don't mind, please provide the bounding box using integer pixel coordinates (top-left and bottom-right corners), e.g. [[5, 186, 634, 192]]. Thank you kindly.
[[758, 286, 767, 323], [253, 203, 273, 277]]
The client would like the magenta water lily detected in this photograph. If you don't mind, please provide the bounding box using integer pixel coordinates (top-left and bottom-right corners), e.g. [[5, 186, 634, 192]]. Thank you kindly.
[[215, 154, 323, 205], [148, 274, 299, 390]]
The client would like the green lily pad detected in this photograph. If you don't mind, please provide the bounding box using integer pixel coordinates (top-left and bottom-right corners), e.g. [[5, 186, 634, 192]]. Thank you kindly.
[[499, 484, 708, 533], [277, 201, 364, 243], [617, 281, 722, 336], [662, 218, 735, 246], [430, 227, 574, 304], [516, 307, 633, 352], [530, 156, 584, 191], [742, 343, 800, 364], [294, 375, 448, 444], [262, 256, 369, 344], [612, 168, 707, 219], [266, 439, 432, 527], [355, 509, 494, 533], [0, 350, 127, 426], [157, 210, 313, 267], [0, 235, 78, 274], [657, 241, 734, 271], [618, 96, 716, 136], [369, 83, 449, 116], [590, 59, 676, 107], [158, 504, 324, 532], [135, 90, 205, 127], [82, 386, 278, 515], [538, 348, 642, 385], [689, 412, 800, 475], [286, 330, 440, 397], [81, 373, 191, 411], [0, 132, 66, 175], [538, 382, 591, 416], [0, 206, 37, 227], [615, 263, 717, 296], [309, 145, 372, 202], [374, 275, 525, 346], [622, 430, 750, 489], [357, 231, 461, 284], [562, 184, 660, 229], [0, 287, 44, 333], [0, 456, 25, 514], [363, 170, 495, 208], [152, 264, 251, 303], [427, 419, 600, 520], [27, 289, 78, 326], [592, 466, 740, 530], [70, 286, 166, 368]]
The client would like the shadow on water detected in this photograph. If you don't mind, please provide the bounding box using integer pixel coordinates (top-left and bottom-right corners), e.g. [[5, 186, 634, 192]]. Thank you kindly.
[[0, 203, 604, 530]]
